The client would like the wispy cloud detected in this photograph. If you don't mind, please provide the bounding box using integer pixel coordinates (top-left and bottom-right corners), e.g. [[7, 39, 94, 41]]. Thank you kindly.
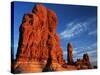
[[73, 43, 97, 62], [60, 17, 96, 39], [60, 22, 85, 39], [75, 43, 97, 53], [87, 43, 97, 50], [88, 30, 97, 36]]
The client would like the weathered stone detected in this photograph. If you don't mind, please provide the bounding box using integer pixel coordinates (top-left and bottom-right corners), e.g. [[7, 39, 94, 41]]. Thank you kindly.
[[75, 53, 92, 69], [15, 4, 65, 73], [14, 4, 92, 73], [67, 42, 73, 64]]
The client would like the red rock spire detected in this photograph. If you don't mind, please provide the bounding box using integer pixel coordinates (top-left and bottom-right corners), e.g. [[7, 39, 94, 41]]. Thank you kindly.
[[67, 42, 73, 64]]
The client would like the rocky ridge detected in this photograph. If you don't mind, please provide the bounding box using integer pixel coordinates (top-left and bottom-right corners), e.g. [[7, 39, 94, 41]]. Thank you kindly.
[[13, 4, 92, 73]]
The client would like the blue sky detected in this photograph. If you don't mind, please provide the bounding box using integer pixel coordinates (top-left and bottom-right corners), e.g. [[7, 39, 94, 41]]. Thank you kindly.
[[12, 2, 97, 66]]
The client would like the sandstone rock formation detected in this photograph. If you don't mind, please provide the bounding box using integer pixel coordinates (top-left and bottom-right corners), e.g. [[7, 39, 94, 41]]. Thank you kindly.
[[75, 53, 92, 69], [14, 4, 65, 73], [13, 4, 92, 73], [67, 42, 73, 64]]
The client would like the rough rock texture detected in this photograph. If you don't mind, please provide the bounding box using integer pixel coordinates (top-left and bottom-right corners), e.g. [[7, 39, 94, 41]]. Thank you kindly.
[[15, 4, 65, 73], [75, 53, 92, 69], [14, 4, 92, 73], [67, 42, 73, 64]]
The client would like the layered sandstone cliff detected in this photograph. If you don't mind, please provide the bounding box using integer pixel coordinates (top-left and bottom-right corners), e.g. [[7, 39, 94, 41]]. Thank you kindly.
[[14, 4, 65, 73]]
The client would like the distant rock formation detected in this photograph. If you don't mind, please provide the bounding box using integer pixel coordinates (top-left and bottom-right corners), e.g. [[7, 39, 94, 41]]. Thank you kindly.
[[75, 53, 92, 69], [14, 4, 65, 73], [67, 42, 73, 64]]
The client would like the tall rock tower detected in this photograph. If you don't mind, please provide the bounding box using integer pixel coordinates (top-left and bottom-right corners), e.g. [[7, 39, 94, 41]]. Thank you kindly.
[[67, 42, 73, 64], [14, 4, 66, 73]]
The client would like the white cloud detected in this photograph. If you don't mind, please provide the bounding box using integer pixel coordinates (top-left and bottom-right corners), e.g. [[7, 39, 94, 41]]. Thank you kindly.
[[63, 42, 97, 56], [60, 17, 96, 39], [60, 22, 85, 39], [88, 30, 97, 36], [86, 42, 96, 49], [75, 43, 97, 59]]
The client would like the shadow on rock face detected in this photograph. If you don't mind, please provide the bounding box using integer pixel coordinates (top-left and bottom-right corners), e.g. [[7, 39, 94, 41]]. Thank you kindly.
[[42, 67, 54, 72], [42, 55, 54, 72], [14, 66, 22, 74]]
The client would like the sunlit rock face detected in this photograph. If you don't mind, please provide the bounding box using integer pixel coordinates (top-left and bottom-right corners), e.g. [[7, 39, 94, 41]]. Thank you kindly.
[[15, 4, 65, 73], [14, 4, 92, 73]]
